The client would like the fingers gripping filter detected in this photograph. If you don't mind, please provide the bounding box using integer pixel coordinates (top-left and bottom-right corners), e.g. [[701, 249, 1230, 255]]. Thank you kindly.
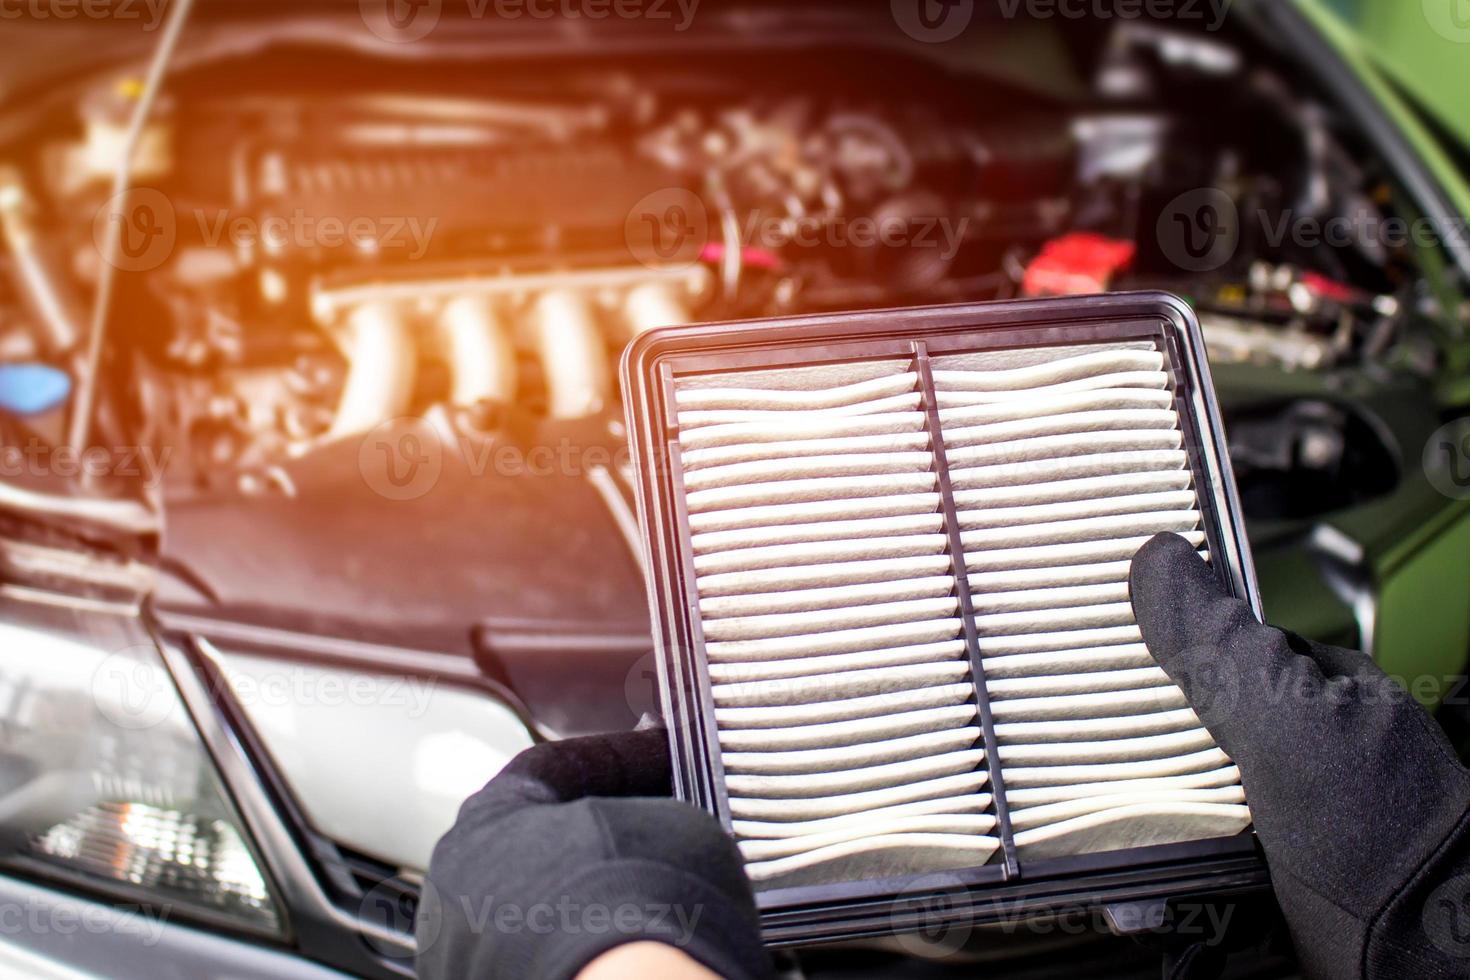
[[623, 293, 1265, 940]]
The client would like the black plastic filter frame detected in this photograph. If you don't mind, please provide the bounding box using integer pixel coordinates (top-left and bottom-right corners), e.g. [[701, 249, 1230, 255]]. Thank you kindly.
[[621, 292, 1269, 945]]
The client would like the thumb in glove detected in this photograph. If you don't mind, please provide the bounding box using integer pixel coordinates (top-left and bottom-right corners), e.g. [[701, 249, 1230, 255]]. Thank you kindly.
[[416, 729, 772, 980], [1130, 532, 1470, 979]]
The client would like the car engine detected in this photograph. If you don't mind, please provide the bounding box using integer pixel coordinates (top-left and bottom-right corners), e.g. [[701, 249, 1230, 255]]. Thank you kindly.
[[0, 8, 1467, 978], [0, 13, 1456, 734]]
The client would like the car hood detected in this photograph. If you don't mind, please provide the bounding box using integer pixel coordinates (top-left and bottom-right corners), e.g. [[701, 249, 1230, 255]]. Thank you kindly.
[[1309, 0, 1470, 157]]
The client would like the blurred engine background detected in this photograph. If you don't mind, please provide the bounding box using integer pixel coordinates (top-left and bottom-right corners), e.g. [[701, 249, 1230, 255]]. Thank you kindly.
[[0, 9, 1466, 975]]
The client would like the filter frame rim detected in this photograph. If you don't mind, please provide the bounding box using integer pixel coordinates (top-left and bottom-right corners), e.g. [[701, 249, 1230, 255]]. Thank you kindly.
[[619, 290, 1269, 940]]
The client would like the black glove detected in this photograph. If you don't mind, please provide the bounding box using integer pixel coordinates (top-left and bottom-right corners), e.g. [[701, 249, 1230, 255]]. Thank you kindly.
[[1129, 532, 1470, 979], [416, 729, 772, 980]]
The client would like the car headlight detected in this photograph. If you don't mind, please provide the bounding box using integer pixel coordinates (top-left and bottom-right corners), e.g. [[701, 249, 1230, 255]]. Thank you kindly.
[[0, 619, 283, 936]]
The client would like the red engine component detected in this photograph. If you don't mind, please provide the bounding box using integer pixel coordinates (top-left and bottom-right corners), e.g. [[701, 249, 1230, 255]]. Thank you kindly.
[[1023, 232, 1136, 297]]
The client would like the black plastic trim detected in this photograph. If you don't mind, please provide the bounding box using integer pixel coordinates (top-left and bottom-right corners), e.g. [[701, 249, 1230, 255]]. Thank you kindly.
[[913, 341, 1018, 878]]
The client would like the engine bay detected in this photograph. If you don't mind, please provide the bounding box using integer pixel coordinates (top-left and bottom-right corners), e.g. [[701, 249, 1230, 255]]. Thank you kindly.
[[2, 9, 1470, 978], [0, 10, 1459, 733]]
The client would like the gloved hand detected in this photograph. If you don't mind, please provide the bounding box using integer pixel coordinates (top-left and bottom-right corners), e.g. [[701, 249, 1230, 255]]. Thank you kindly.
[[1130, 532, 1470, 979], [416, 729, 772, 980]]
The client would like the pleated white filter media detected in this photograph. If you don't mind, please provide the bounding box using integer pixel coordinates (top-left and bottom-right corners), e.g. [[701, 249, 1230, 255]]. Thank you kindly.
[[670, 342, 1249, 889]]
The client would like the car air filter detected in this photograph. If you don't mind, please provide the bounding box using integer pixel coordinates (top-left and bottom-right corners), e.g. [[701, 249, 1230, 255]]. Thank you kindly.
[[622, 293, 1266, 944]]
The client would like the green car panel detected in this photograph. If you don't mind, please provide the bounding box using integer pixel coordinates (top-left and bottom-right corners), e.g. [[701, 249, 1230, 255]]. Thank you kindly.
[[1226, 1, 1470, 705]]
